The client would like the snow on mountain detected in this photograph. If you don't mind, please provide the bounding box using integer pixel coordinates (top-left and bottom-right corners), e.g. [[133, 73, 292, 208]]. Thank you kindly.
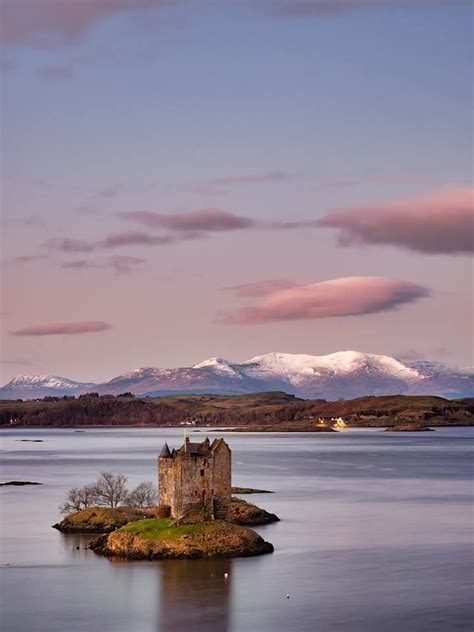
[[0, 375, 93, 399], [242, 351, 420, 382], [1, 351, 472, 400], [192, 357, 242, 377], [8, 375, 85, 389]]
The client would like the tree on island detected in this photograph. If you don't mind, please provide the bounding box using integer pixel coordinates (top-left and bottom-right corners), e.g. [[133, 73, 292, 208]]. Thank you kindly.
[[126, 481, 158, 508], [60, 472, 157, 513]]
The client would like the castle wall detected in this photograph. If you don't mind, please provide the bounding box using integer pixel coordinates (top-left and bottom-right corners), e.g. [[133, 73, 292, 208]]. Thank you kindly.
[[211, 443, 231, 520], [158, 439, 232, 521], [178, 455, 213, 519], [158, 457, 177, 513]]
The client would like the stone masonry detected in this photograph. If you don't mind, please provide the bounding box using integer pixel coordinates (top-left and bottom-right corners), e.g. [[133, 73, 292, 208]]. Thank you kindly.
[[158, 437, 231, 521]]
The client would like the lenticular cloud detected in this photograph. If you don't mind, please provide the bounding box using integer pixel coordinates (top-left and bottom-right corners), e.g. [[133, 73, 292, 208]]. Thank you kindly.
[[11, 321, 111, 336], [221, 276, 430, 325], [318, 187, 474, 255]]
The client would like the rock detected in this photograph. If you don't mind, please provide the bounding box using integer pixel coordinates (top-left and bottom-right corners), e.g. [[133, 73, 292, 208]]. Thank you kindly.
[[90, 518, 274, 560], [0, 481, 42, 486], [230, 497, 280, 526], [231, 487, 273, 494]]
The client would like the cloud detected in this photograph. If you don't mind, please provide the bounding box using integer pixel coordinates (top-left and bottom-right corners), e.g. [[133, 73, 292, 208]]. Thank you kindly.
[[193, 171, 293, 196], [100, 231, 174, 248], [60, 260, 101, 270], [44, 237, 96, 252], [222, 279, 298, 298], [120, 208, 256, 232], [0, 359, 35, 367], [8, 254, 47, 265], [45, 232, 174, 252], [11, 321, 112, 336], [220, 276, 429, 324], [0, 0, 161, 46], [0, 1, 453, 47], [318, 187, 474, 255], [60, 255, 145, 275]]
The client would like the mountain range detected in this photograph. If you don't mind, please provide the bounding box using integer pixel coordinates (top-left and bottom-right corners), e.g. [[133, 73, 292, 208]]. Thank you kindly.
[[1, 351, 472, 401]]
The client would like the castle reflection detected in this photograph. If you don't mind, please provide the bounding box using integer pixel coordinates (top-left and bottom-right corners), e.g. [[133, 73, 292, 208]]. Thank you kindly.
[[158, 558, 233, 631]]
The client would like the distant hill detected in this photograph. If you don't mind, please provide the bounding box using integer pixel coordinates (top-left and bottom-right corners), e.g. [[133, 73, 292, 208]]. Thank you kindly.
[[0, 392, 472, 428], [1, 351, 473, 401]]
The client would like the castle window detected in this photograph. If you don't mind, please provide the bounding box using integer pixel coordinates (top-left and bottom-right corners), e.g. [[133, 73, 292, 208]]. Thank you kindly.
[[200, 469, 205, 476]]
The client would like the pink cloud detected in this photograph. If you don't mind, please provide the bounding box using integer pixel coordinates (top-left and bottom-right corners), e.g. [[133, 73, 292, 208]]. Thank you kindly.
[[100, 232, 174, 248], [60, 260, 100, 270], [11, 321, 112, 336], [0, 1, 451, 48], [44, 237, 96, 253], [318, 187, 474, 254], [0, 1, 160, 46], [220, 276, 429, 325], [222, 279, 298, 298], [45, 232, 174, 252], [60, 256, 145, 275], [120, 208, 255, 232], [9, 254, 46, 265]]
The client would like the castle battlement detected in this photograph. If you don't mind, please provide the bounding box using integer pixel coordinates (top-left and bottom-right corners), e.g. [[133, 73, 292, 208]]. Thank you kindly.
[[158, 437, 231, 521]]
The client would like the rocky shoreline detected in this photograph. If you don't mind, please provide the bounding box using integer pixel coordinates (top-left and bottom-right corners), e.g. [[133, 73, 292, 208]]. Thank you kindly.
[[90, 519, 274, 560], [53, 497, 279, 559]]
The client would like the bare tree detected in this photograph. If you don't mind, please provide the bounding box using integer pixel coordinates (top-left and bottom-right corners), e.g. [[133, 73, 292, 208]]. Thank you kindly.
[[93, 472, 129, 508], [60, 484, 97, 514], [127, 481, 158, 508]]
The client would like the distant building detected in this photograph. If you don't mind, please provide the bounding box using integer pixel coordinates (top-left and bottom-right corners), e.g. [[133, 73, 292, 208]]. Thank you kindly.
[[158, 437, 231, 521]]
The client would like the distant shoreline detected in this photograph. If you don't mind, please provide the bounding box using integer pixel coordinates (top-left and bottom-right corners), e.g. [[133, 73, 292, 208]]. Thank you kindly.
[[2, 423, 473, 430]]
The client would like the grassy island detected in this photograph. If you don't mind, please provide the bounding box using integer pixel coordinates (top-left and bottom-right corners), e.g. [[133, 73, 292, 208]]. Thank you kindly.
[[90, 518, 274, 559]]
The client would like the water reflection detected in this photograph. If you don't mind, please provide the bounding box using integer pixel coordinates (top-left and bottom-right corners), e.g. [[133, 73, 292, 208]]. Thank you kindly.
[[159, 558, 233, 631], [59, 534, 95, 558]]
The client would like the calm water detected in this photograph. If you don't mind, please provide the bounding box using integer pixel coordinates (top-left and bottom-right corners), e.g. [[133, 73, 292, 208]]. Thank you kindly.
[[0, 427, 473, 632]]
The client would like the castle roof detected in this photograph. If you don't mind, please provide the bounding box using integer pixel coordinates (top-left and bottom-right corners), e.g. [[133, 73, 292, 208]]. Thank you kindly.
[[159, 437, 230, 459], [159, 442, 172, 458]]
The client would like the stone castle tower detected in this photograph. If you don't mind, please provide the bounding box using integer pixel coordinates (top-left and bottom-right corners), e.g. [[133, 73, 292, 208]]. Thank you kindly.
[[158, 437, 231, 521]]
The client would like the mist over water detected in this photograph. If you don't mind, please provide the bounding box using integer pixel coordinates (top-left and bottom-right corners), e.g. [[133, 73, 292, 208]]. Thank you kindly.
[[1, 428, 473, 632]]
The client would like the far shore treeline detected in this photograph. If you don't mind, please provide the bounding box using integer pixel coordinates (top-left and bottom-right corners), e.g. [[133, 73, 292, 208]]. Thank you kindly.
[[0, 391, 472, 428]]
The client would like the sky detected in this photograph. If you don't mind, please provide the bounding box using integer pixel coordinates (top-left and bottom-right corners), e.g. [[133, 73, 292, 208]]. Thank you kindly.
[[0, 0, 473, 384]]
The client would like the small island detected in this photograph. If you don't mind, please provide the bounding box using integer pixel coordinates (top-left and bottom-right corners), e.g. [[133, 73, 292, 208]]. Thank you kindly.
[[1, 480, 42, 487], [90, 518, 273, 559], [385, 423, 435, 432], [54, 437, 278, 560]]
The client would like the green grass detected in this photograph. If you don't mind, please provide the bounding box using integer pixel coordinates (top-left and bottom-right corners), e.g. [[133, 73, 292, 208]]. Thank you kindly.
[[120, 518, 207, 540]]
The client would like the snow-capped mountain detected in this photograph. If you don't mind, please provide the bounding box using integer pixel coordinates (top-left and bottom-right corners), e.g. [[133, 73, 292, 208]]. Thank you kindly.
[[1, 351, 472, 400], [0, 375, 94, 399]]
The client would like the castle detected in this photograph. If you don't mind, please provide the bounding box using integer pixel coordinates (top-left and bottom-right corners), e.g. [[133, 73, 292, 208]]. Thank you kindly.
[[158, 437, 231, 521]]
